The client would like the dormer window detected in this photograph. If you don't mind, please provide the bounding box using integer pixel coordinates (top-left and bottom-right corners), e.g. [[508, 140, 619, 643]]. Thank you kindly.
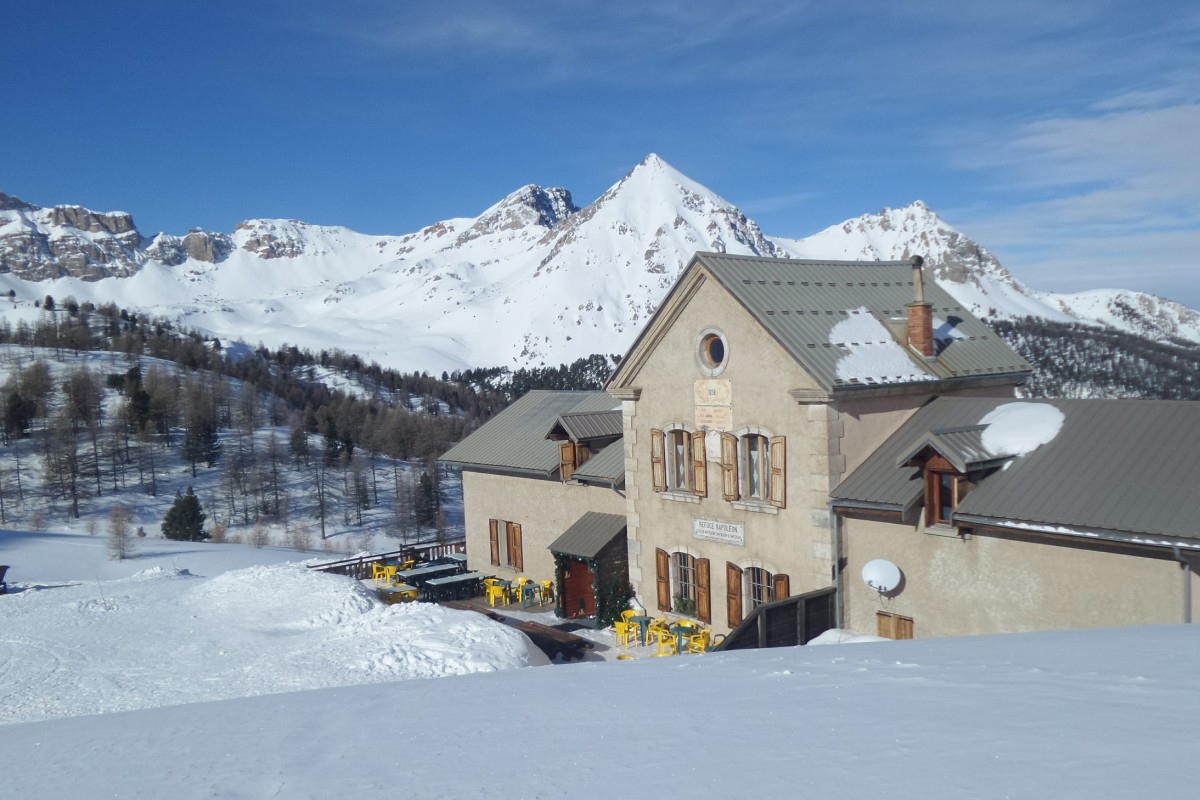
[[559, 442, 591, 481], [926, 467, 959, 527]]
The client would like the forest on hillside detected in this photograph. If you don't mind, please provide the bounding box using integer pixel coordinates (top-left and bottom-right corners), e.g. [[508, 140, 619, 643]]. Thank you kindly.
[[0, 296, 619, 543], [990, 317, 1200, 400]]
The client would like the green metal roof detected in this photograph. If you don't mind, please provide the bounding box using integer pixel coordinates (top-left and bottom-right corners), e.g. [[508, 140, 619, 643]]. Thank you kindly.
[[548, 410, 622, 442], [570, 440, 625, 485], [833, 396, 1200, 541], [439, 390, 619, 477], [694, 253, 1030, 393], [548, 511, 627, 559]]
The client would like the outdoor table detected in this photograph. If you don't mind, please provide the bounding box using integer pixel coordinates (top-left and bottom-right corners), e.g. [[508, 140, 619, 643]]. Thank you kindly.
[[521, 582, 541, 607], [424, 571, 484, 601], [670, 624, 698, 654], [629, 615, 651, 646], [397, 563, 458, 588], [377, 583, 418, 604], [445, 552, 468, 566]]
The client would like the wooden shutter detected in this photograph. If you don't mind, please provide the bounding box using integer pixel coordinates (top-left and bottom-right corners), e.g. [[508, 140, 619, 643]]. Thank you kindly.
[[655, 548, 671, 611], [559, 441, 576, 481], [772, 572, 790, 600], [691, 430, 707, 497], [575, 443, 591, 468], [509, 522, 524, 572], [488, 519, 500, 566], [726, 562, 743, 628], [720, 432, 739, 500], [650, 428, 666, 493], [696, 557, 711, 623], [877, 611, 914, 640], [769, 435, 787, 508]]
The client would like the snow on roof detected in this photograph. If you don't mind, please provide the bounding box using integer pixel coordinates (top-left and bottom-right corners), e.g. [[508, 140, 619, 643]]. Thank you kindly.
[[979, 402, 1065, 457], [830, 307, 927, 384]]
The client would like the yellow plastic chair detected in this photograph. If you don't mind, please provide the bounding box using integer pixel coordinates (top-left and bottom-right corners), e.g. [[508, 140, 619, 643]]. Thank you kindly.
[[653, 627, 679, 656], [686, 630, 711, 654], [371, 563, 391, 586], [540, 580, 555, 605], [620, 609, 638, 624], [509, 577, 530, 603], [397, 559, 416, 572], [486, 582, 510, 607], [612, 620, 638, 649]]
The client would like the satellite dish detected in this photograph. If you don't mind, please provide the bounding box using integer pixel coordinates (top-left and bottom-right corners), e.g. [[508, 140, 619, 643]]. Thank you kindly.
[[861, 559, 902, 594]]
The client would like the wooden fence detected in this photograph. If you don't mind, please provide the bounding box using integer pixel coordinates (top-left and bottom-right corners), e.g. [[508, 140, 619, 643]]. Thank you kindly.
[[306, 539, 466, 580]]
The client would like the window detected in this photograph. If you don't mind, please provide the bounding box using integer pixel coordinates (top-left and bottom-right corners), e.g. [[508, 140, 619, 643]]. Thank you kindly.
[[657, 548, 711, 622], [747, 566, 773, 608], [743, 434, 770, 501], [673, 551, 697, 615], [720, 431, 787, 508], [669, 429, 691, 491], [489, 519, 523, 571], [926, 469, 958, 527], [696, 327, 729, 376], [505, 521, 523, 571], [650, 427, 707, 497], [559, 441, 590, 481]]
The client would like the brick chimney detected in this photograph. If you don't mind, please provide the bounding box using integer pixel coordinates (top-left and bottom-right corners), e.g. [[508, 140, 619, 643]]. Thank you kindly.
[[906, 255, 935, 357]]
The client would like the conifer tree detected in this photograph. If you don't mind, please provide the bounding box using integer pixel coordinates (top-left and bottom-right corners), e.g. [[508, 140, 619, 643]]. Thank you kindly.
[[161, 486, 208, 541]]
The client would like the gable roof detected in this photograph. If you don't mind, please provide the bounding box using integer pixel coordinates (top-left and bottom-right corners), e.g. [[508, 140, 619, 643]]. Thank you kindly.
[[547, 410, 622, 442], [895, 425, 1011, 472], [608, 252, 1029, 395], [833, 396, 1200, 542], [439, 390, 619, 478]]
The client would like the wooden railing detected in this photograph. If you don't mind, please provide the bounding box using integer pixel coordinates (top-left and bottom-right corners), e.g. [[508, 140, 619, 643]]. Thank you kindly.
[[716, 586, 836, 651], [306, 538, 466, 580]]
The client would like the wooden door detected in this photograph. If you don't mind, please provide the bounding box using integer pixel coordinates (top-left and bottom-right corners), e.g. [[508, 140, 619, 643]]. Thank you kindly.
[[563, 558, 596, 618]]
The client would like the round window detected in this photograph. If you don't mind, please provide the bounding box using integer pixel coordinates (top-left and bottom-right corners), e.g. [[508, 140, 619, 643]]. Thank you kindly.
[[697, 329, 728, 375]]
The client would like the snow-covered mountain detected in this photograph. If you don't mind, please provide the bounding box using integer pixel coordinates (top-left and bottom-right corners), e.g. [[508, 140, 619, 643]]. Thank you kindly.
[[2, 155, 1197, 373]]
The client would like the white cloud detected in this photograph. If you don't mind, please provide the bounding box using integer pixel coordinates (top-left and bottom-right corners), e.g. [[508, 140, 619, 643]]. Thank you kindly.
[[950, 94, 1200, 307]]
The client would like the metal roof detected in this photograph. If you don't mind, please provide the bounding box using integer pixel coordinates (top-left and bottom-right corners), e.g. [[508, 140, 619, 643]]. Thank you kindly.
[[833, 396, 1200, 541], [548, 410, 622, 442], [570, 440, 625, 485], [548, 511, 627, 559], [439, 390, 619, 476], [694, 253, 1030, 393], [895, 425, 1008, 472]]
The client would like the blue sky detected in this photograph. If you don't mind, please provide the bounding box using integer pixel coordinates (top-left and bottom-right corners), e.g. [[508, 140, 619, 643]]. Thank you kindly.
[[3, 1, 1198, 307]]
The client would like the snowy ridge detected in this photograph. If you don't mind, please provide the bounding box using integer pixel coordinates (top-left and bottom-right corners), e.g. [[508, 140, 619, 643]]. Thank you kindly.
[[1, 158, 1197, 373]]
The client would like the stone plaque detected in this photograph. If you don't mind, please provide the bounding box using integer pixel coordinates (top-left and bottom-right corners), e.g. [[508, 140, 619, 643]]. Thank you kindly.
[[694, 379, 732, 406], [695, 404, 733, 431], [694, 379, 732, 431], [692, 517, 745, 546]]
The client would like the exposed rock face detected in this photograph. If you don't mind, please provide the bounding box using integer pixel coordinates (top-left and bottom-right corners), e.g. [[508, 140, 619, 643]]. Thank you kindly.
[[145, 231, 233, 265], [235, 221, 311, 259], [0, 192, 232, 279], [452, 185, 579, 248]]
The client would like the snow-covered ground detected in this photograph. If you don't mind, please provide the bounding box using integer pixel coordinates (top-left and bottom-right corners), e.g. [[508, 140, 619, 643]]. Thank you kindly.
[[3, 530, 1198, 797]]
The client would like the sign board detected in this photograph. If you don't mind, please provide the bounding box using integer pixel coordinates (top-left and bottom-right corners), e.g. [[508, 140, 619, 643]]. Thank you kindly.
[[693, 517, 745, 547], [694, 379, 732, 432]]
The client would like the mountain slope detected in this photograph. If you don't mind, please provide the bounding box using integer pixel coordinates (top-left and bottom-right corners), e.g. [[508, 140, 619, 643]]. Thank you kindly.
[[2, 157, 1197, 376]]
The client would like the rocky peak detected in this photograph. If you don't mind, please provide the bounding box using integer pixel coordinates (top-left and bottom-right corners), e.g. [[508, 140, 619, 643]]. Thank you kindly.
[[47, 205, 138, 237], [0, 191, 36, 212], [451, 185, 579, 249]]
